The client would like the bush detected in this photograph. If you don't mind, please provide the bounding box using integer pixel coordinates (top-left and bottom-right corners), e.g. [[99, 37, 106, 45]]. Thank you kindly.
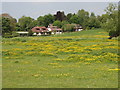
[[85, 27, 90, 30], [28, 30, 33, 36], [12, 32, 19, 37], [3, 33, 13, 38], [53, 20, 62, 28], [62, 24, 75, 32]]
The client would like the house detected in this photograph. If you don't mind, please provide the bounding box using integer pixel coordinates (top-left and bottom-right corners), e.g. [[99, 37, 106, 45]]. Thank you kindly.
[[31, 26, 51, 36], [31, 25, 63, 36], [47, 24, 63, 34], [74, 24, 83, 31]]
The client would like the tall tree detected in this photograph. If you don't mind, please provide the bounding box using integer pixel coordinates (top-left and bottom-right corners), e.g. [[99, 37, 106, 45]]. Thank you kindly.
[[90, 12, 95, 17], [2, 17, 12, 35], [1, 13, 17, 36], [37, 14, 54, 27], [88, 16, 101, 29], [62, 24, 75, 32], [87, 12, 101, 29], [54, 11, 66, 21], [102, 3, 119, 39], [18, 16, 34, 31], [43, 14, 55, 27], [37, 16, 44, 26], [69, 15, 80, 24], [77, 9, 89, 28], [1, 13, 17, 32], [61, 20, 69, 26], [53, 20, 62, 28], [66, 13, 73, 23]]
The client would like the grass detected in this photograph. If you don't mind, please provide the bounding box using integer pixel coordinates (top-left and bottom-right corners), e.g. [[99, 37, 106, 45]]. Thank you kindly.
[[2, 29, 119, 88]]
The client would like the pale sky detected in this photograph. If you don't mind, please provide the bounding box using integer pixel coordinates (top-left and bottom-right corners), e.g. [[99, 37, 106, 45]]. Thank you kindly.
[[1, 0, 120, 2], [1, 0, 119, 20]]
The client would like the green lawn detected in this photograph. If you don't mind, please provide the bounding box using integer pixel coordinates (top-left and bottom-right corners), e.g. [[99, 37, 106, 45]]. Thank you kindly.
[[2, 29, 119, 88]]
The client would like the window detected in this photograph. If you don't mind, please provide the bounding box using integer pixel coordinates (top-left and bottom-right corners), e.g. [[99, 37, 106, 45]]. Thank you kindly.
[[36, 28, 40, 30]]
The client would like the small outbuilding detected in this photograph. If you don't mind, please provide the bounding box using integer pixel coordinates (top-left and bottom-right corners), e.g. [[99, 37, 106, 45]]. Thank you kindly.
[[16, 31, 28, 36], [74, 24, 83, 31]]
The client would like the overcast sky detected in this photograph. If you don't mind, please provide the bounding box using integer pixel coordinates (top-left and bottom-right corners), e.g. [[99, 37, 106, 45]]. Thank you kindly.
[[1, 1, 119, 20]]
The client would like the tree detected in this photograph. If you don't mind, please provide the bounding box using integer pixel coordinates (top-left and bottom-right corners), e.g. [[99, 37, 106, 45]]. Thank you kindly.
[[43, 14, 55, 27], [53, 20, 62, 28], [28, 20, 38, 29], [90, 12, 95, 17], [37, 14, 54, 27], [66, 13, 73, 23], [61, 20, 69, 26], [18, 16, 34, 31], [54, 11, 66, 21], [77, 9, 89, 27], [10, 18, 17, 31], [98, 14, 109, 23], [105, 3, 117, 16], [69, 15, 80, 24], [37, 16, 44, 26], [102, 3, 119, 39], [1, 13, 17, 32], [28, 29, 33, 36], [2, 17, 12, 35], [87, 14, 101, 29], [62, 24, 75, 32]]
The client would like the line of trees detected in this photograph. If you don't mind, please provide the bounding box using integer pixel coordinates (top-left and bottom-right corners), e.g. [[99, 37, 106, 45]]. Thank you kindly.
[[1, 3, 119, 39]]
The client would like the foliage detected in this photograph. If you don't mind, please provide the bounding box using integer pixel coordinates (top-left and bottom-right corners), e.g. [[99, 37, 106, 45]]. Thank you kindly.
[[69, 15, 80, 24], [43, 14, 55, 27], [88, 16, 101, 29], [18, 16, 34, 31], [12, 31, 19, 37], [54, 11, 66, 21], [101, 3, 119, 38], [37, 16, 44, 26], [28, 29, 33, 36], [66, 13, 73, 23], [61, 20, 69, 26], [2, 17, 12, 36], [53, 20, 62, 28], [28, 20, 38, 29], [62, 24, 75, 32], [37, 14, 55, 27], [77, 9, 89, 27]]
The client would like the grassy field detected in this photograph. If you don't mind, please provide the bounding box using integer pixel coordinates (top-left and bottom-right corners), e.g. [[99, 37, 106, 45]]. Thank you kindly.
[[2, 29, 119, 88]]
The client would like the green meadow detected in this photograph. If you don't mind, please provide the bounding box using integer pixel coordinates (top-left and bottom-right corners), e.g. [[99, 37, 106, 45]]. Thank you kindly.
[[2, 29, 119, 88]]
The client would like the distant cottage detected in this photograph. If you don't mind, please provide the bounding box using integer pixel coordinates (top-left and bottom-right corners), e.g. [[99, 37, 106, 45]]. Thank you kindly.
[[32, 26, 51, 36], [31, 24, 63, 36]]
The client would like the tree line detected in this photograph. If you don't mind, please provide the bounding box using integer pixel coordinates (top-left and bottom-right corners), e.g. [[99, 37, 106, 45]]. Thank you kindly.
[[1, 3, 119, 39]]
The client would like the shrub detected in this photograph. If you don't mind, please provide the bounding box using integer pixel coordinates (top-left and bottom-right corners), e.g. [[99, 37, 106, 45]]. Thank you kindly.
[[3, 33, 13, 38], [28, 30, 33, 36], [62, 24, 75, 32], [12, 32, 19, 37]]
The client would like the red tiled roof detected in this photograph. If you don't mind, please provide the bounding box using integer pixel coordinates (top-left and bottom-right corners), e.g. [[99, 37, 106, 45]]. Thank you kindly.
[[32, 26, 48, 33]]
